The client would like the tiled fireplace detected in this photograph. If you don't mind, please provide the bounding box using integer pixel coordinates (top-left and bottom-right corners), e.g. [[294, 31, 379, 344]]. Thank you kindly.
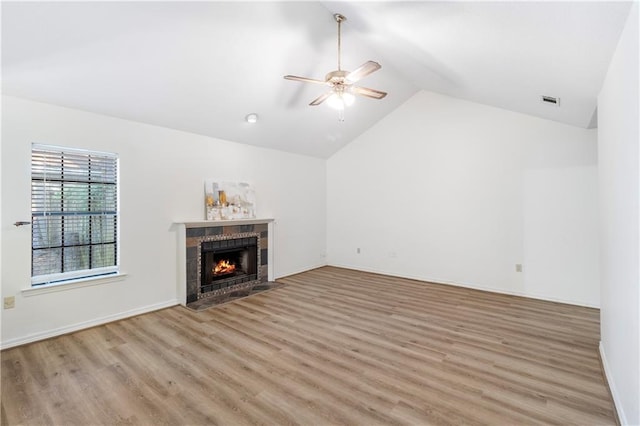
[[177, 219, 273, 307]]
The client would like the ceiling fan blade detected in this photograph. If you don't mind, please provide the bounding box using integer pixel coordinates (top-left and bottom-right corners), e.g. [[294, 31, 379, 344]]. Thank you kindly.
[[284, 75, 327, 85], [309, 91, 333, 106], [346, 61, 381, 83], [352, 86, 387, 100]]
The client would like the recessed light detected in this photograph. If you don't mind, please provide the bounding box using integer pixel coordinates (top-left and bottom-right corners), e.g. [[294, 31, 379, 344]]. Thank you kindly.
[[245, 113, 258, 123]]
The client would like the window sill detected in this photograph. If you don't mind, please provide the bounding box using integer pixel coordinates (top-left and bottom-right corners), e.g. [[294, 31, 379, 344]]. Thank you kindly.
[[22, 273, 128, 297]]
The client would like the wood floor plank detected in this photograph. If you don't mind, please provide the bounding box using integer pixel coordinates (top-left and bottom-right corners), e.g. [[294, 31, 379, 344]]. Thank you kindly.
[[1, 266, 616, 425]]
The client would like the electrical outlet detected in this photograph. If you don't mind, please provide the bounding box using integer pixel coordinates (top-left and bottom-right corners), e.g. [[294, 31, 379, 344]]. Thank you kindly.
[[356, 248, 361, 254], [4, 296, 15, 309], [515, 264, 523, 272]]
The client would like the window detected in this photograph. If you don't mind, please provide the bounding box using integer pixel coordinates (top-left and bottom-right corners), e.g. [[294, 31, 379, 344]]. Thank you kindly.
[[31, 144, 119, 285]]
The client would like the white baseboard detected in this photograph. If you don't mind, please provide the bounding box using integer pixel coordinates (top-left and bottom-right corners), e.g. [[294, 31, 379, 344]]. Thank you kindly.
[[599, 341, 627, 425], [326, 263, 600, 309], [0, 299, 179, 350]]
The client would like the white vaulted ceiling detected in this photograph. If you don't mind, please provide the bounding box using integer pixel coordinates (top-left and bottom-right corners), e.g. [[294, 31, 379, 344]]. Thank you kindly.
[[1, 1, 632, 158]]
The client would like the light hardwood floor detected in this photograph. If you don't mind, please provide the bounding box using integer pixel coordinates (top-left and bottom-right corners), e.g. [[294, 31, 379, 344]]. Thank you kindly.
[[1, 266, 616, 425]]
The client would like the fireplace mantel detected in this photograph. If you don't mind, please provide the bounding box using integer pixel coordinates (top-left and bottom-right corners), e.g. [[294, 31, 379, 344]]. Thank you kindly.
[[176, 218, 274, 228], [175, 218, 274, 306]]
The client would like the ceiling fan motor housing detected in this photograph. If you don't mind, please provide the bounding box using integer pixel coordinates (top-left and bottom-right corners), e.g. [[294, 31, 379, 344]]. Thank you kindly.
[[326, 70, 349, 84]]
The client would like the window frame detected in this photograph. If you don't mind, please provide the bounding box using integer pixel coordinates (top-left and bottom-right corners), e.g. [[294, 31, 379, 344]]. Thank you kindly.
[[30, 143, 120, 286]]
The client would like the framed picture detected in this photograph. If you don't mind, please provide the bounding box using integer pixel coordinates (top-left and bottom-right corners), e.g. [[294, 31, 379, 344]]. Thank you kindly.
[[204, 181, 256, 220]]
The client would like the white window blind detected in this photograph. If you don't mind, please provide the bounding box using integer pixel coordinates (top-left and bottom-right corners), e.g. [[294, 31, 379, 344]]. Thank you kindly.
[[31, 144, 119, 285]]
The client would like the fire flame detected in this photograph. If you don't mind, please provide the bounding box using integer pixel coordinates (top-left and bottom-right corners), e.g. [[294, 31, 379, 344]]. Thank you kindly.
[[213, 259, 236, 275]]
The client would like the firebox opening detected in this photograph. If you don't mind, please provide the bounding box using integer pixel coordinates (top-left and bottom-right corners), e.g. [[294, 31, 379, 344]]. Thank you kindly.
[[210, 248, 244, 280], [200, 236, 258, 295], [214, 258, 236, 277]]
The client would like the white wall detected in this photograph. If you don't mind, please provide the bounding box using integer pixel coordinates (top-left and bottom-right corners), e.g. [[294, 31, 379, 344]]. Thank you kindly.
[[1, 95, 327, 348], [327, 90, 599, 307], [597, 2, 640, 424]]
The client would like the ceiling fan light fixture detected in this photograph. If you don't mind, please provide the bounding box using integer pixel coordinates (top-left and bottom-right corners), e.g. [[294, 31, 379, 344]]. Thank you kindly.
[[327, 91, 355, 110]]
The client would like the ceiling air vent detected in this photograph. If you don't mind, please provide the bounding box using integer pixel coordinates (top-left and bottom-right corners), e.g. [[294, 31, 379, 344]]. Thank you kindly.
[[541, 95, 560, 107]]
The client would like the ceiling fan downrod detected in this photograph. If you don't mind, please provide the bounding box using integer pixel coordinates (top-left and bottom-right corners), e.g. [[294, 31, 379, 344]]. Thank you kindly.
[[335, 13, 346, 71]]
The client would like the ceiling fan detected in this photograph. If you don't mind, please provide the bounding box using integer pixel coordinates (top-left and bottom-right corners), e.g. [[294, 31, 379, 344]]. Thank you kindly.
[[284, 13, 387, 116]]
